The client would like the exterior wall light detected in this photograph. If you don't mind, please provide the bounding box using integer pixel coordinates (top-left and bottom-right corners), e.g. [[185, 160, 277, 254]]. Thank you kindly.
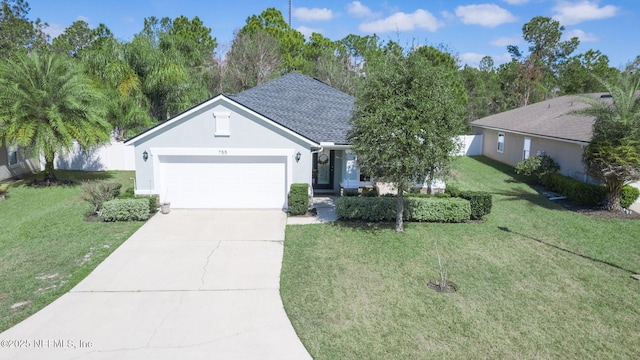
[[143, 150, 149, 162], [295, 152, 301, 162]]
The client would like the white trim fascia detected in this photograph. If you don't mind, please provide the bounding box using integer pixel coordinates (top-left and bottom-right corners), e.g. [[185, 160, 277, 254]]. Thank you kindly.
[[471, 124, 590, 146], [320, 144, 352, 150], [125, 94, 319, 148]]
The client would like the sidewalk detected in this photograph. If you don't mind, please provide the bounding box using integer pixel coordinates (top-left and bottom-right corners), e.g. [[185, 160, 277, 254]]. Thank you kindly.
[[287, 196, 337, 225]]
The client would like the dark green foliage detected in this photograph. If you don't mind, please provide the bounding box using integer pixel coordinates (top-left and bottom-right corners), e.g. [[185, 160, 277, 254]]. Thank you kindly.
[[288, 183, 309, 216], [81, 181, 122, 214], [620, 185, 640, 208], [541, 173, 606, 206], [515, 154, 560, 182], [445, 184, 462, 198], [117, 187, 157, 214], [118, 187, 135, 199], [101, 198, 150, 222], [458, 191, 493, 220], [147, 196, 158, 214], [335, 196, 470, 223]]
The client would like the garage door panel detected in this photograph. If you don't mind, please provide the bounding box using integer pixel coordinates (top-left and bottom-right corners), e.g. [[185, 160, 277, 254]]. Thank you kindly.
[[159, 155, 287, 209]]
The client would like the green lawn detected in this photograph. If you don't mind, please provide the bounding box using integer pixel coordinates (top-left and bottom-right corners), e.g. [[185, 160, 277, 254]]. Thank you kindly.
[[281, 156, 640, 359], [0, 170, 145, 332]]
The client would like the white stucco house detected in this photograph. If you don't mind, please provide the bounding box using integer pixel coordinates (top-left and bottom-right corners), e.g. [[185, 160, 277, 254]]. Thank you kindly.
[[125, 72, 373, 209]]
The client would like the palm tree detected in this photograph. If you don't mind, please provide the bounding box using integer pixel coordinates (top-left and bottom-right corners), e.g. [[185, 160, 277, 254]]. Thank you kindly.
[[575, 73, 640, 210], [0, 51, 111, 181]]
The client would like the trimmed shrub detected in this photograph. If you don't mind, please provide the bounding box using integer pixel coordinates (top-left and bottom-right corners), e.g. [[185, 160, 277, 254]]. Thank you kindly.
[[335, 196, 470, 223], [101, 198, 150, 222], [515, 154, 560, 182], [541, 173, 605, 206], [81, 181, 122, 214], [288, 183, 309, 216], [404, 197, 471, 223], [621, 185, 640, 208], [458, 191, 492, 220], [445, 184, 462, 198]]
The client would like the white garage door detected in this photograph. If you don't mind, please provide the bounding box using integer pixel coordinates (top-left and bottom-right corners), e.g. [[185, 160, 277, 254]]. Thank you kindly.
[[159, 155, 287, 209]]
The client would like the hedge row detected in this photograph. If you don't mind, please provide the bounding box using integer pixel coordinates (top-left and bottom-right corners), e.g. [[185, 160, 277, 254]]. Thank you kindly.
[[541, 173, 605, 206], [288, 183, 309, 215], [458, 191, 493, 220], [335, 196, 471, 223], [101, 198, 151, 222]]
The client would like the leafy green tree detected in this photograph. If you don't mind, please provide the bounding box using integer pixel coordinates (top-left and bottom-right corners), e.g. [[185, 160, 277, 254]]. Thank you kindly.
[[348, 48, 467, 231], [241, 7, 306, 73], [127, 16, 214, 120], [221, 30, 281, 93], [558, 50, 617, 94], [301, 33, 360, 95], [575, 73, 640, 210], [507, 16, 579, 105], [0, 52, 111, 180], [52, 20, 112, 58], [0, 0, 47, 58]]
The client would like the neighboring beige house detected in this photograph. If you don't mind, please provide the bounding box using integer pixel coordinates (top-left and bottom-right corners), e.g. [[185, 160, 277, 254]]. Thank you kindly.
[[0, 143, 40, 182], [470, 93, 610, 184]]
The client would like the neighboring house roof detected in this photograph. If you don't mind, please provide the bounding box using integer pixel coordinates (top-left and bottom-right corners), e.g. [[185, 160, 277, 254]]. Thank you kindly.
[[229, 72, 355, 145], [471, 93, 610, 143], [125, 72, 355, 146]]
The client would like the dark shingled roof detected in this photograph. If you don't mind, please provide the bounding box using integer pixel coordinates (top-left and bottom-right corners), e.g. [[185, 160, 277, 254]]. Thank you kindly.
[[471, 94, 610, 143], [228, 72, 355, 145]]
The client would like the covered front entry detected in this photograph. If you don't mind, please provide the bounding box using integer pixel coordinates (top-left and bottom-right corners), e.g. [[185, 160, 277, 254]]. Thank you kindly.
[[312, 149, 335, 190], [156, 153, 289, 209]]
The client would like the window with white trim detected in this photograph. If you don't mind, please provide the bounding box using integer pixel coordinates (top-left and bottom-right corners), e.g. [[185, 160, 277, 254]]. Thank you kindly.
[[497, 132, 505, 153], [8, 146, 18, 166], [214, 112, 231, 136]]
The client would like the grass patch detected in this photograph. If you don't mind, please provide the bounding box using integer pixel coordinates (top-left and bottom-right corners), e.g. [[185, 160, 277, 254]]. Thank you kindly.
[[0, 171, 144, 332], [281, 156, 640, 359]]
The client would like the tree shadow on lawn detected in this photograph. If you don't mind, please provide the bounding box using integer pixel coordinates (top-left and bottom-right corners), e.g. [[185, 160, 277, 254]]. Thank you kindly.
[[466, 155, 532, 183], [465, 156, 570, 212], [329, 220, 401, 234], [12, 170, 115, 188]]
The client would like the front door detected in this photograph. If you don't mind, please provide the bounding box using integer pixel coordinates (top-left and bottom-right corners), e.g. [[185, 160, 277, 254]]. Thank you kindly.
[[313, 149, 334, 190]]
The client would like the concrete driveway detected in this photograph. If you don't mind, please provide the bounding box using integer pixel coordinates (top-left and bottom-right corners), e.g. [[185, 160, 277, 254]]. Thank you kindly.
[[0, 210, 311, 360]]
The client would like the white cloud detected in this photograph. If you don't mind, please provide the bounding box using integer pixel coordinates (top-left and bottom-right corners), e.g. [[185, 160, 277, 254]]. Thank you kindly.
[[460, 52, 487, 67], [293, 7, 333, 22], [77, 15, 90, 23], [359, 9, 443, 33], [455, 4, 517, 28], [490, 36, 521, 47], [503, 0, 529, 4], [43, 23, 66, 38], [552, 1, 618, 25], [347, 1, 373, 18], [297, 26, 321, 38], [563, 29, 599, 42]]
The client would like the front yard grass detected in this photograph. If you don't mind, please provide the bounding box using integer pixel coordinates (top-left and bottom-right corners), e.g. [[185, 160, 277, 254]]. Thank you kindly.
[[0, 171, 144, 332], [281, 156, 640, 359]]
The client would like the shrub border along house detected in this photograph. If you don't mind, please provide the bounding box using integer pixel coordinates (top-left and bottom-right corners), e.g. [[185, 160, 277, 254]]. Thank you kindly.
[[335, 196, 471, 223]]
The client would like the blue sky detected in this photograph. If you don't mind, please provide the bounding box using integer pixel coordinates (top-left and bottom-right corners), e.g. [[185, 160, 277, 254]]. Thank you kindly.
[[27, 0, 638, 68]]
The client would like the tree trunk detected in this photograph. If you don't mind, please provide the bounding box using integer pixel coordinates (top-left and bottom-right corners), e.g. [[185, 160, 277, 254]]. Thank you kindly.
[[44, 152, 57, 182], [605, 187, 622, 211], [395, 183, 404, 232]]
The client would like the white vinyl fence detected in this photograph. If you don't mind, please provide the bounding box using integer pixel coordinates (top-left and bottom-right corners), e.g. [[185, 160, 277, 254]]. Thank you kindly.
[[46, 140, 135, 171], [456, 135, 483, 156]]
